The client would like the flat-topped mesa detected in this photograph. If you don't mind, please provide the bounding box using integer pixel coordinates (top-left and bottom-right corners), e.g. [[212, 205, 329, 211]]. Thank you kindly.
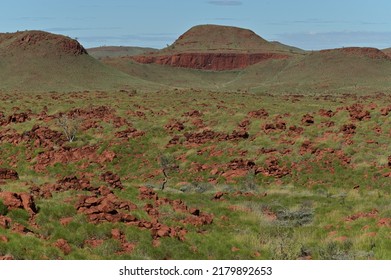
[[0, 30, 87, 56], [131, 24, 299, 70], [165, 24, 270, 52]]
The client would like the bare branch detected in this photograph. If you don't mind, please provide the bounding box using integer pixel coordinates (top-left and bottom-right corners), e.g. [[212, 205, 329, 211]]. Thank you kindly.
[[56, 114, 79, 142]]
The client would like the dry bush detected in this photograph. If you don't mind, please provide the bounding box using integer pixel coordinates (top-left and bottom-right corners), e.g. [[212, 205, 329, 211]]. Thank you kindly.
[[56, 114, 79, 142]]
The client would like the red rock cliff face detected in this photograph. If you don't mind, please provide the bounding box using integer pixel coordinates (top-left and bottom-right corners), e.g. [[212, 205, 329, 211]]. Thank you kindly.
[[132, 52, 290, 71]]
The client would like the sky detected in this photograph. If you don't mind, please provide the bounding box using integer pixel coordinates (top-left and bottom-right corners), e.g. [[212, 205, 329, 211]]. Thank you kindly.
[[1, 0, 391, 50]]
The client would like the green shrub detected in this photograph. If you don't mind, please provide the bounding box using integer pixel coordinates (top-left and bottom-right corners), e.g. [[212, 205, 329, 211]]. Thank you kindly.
[[276, 206, 314, 227], [317, 240, 354, 260]]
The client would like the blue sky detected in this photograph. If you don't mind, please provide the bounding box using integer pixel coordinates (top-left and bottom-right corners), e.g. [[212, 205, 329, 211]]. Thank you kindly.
[[1, 0, 391, 50]]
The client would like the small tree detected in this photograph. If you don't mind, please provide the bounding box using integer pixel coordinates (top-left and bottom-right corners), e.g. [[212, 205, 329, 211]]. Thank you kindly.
[[56, 114, 79, 142], [158, 154, 178, 190]]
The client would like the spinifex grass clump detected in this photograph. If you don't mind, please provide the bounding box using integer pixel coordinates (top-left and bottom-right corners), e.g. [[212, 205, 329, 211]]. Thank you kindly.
[[0, 199, 8, 215]]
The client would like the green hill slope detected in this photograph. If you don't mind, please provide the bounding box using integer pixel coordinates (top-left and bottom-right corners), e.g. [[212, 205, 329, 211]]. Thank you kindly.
[[0, 31, 156, 92], [102, 46, 391, 92], [236, 47, 391, 92], [383, 48, 391, 58], [101, 56, 239, 89]]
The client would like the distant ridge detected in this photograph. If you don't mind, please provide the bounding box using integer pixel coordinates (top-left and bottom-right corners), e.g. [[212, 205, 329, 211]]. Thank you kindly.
[[320, 47, 390, 60], [87, 46, 158, 59]]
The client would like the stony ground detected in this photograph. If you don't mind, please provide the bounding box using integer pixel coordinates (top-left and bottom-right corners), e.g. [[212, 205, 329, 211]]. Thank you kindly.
[[0, 90, 390, 259]]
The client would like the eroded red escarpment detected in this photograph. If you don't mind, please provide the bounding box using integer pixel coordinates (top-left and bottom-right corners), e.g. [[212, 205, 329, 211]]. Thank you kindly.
[[132, 52, 289, 70]]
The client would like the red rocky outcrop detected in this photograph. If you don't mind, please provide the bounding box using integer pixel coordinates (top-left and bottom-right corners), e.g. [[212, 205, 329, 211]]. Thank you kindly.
[[247, 109, 269, 118], [0, 192, 37, 215], [0, 254, 14, 260], [0, 216, 12, 229], [301, 114, 314, 125], [100, 171, 123, 189], [346, 104, 371, 121], [227, 159, 256, 171], [164, 119, 185, 132], [4, 112, 30, 125], [213, 192, 226, 200], [56, 175, 92, 191], [288, 125, 304, 135], [138, 186, 213, 231], [0, 168, 19, 180], [380, 105, 391, 116], [54, 239, 72, 255], [318, 109, 335, 118], [182, 110, 203, 118], [183, 129, 248, 145], [27, 125, 66, 147], [111, 228, 136, 254], [115, 127, 145, 139], [30, 175, 94, 199], [257, 156, 290, 178], [75, 193, 138, 223], [340, 124, 356, 135], [263, 121, 286, 133], [0, 125, 66, 147], [34, 145, 116, 172]]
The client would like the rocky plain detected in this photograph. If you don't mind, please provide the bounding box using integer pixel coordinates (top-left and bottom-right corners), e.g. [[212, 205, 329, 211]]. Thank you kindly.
[[0, 24, 390, 259]]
